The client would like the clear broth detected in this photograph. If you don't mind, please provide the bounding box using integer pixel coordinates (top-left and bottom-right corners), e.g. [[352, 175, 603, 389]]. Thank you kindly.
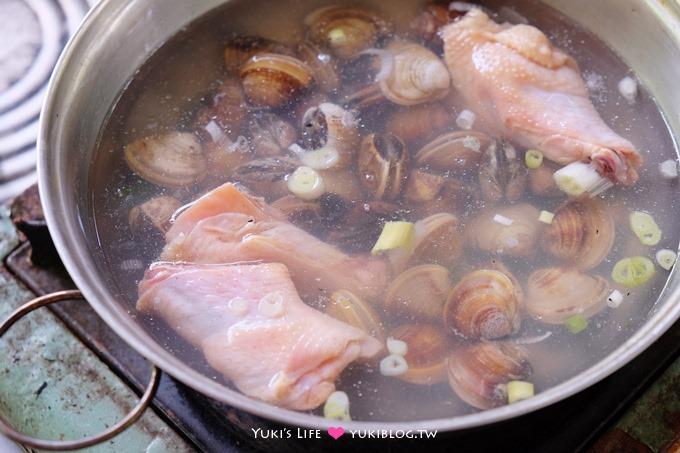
[[90, 0, 679, 421]]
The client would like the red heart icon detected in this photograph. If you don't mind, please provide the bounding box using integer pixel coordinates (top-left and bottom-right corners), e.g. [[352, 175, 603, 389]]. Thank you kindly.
[[327, 427, 345, 440]]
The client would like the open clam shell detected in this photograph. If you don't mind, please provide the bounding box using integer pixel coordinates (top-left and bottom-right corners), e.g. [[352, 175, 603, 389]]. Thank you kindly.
[[124, 132, 207, 188], [540, 198, 615, 270], [525, 268, 610, 324], [444, 269, 521, 340], [447, 342, 532, 410]]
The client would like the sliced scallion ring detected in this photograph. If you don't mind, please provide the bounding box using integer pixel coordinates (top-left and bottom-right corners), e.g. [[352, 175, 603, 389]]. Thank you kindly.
[[323, 391, 350, 421], [525, 149, 544, 169], [656, 249, 677, 271], [612, 256, 656, 288], [507, 381, 535, 404], [564, 314, 588, 334], [287, 166, 326, 200], [629, 211, 661, 246]]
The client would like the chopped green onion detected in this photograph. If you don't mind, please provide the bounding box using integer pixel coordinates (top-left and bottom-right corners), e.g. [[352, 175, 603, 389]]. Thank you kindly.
[[564, 314, 589, 334], [507, 381, 535, 404], [525, 150, 544, 169], [328, 28, 347, 44], [538, 210, 555, 224], [629, 211, 661, 246], [493, 214, 514, 226], [607, 290, 624, 309], [379, 354, 409, 376], [371, 221, 415, 256], [323, 391, 350, 421], [386, 337, 408, 356], [553, 161, 611, 197], [287, 166, 326, 200], [456, 110, 476, 130], [300, 146, 340, 170], [612, 256, 656, 288], [656, 249, 677, 271]]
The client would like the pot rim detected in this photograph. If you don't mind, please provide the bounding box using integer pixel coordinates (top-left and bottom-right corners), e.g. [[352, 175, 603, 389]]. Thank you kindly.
[[37, 0, 680, 432]]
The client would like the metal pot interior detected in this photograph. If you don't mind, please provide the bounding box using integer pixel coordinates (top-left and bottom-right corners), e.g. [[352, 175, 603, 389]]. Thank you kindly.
[[38, 0, 680, 431]]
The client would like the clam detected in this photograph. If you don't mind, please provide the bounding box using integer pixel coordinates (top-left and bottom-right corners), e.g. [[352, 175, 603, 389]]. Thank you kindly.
[[304, 5, 389, 60], [203, 135, 252, 184], [224, 36, 292, 73], [247, 112, 297, 158], [410, 4, 461, 47], [327, 201, 401, 253], [390, 324, 449, 385], [444, 270, 521, 340], [404, 169, 446, 203], [271, 195, 321, 228], [479, 141, 528, 203], [343, 40, 451, 109], [525, 268, 610, 324], [529, 163, 562, 198], [326, 290, 385, 342], [385, 104, 453, 145], [124, 132, 207, 188], [540, 198, 615, 270], [297, 42, 340, 93], [129, 196, 182, 236], [239, 53, 314, 108], [384, 264, 451, 322], [379, 40, 451, 106], [388, 211, 463, 272], [408, 175, 479, 217], [232, 157, 299, 199], [447, 342, 532, 410], [410, 213, 463, 268], [299, 103, 359, 168], [317, 169, 364, 201], [467, 204, 541, 257], [194, 79, 248, 139], [415, 131, 492, 173], [357, 133, 408, 200]]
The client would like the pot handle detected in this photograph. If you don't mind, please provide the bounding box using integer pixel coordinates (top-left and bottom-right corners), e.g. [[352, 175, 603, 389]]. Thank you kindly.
[[0, 290, 161, 451]]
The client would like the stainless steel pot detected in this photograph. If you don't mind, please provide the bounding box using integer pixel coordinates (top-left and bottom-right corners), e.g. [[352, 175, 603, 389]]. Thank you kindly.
[[30, 0, 680, 440]]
